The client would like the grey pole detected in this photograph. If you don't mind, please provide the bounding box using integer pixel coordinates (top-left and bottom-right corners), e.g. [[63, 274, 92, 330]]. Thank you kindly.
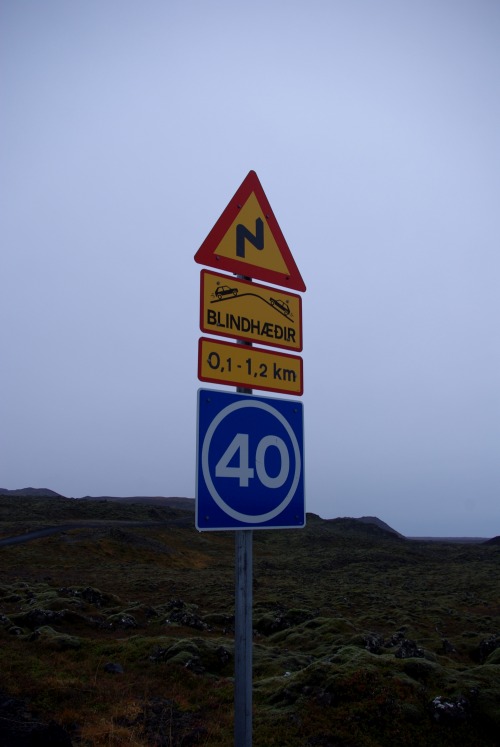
[[234, 527, 253, 746], [234, 304, 253, 745]]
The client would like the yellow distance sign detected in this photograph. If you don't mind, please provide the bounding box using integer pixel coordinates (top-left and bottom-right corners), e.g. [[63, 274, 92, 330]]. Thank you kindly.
[[198, 338, 303, 396], [200, 270, 302, 352]]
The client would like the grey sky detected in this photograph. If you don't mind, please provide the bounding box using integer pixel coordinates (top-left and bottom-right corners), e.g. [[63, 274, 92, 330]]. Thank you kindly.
[[1, 1, 499, 536]]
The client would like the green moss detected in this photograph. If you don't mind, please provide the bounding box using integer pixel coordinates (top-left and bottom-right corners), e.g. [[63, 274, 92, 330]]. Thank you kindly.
[[1, 497, 499, 745], [32, 625, 82, 650], [485, 648, 500, 665], [400, 658, 440, 684]]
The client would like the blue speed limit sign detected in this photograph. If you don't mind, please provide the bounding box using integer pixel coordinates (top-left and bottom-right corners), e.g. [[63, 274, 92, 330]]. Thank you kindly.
[[196, 388, 305, 530]]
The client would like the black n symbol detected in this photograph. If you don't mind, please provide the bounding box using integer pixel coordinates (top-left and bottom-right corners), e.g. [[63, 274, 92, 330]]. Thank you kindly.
[[236, 218, 264, 258]]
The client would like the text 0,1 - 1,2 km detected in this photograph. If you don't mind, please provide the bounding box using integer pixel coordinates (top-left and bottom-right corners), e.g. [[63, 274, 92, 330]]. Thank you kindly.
[[198, 338, 303, 396]]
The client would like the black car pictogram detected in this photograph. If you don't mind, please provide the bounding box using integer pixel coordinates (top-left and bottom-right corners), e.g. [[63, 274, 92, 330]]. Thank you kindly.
[[215, 285, 238, 299], [270, 298, 291, 316]]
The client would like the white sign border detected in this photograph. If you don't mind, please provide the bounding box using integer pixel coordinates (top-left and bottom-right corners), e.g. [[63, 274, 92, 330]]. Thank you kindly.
[[201, 398, 302, 524]]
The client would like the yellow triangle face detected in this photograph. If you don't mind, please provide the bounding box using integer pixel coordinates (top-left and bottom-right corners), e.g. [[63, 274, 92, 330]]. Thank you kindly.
[[214, 193, 290, 275]]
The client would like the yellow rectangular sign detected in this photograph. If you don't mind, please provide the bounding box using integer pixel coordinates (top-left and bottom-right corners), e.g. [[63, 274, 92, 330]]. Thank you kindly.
[[198, 337, 303, 396], [200, 270, 302, 351]]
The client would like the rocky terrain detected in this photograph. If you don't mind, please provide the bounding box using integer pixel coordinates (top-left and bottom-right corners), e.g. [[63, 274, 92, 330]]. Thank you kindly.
[[0, 493, 499, 746]]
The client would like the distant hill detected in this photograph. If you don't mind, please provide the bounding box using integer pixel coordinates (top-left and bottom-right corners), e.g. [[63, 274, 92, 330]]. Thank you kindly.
[[0, 489, 195, 512], [326, 516, 405, 539], [87, 495, 195, 512], [355, 515, 405, 538], [5, 491, 489, 540], [0, 487, 66, 499], [484, 536, 500, 545]]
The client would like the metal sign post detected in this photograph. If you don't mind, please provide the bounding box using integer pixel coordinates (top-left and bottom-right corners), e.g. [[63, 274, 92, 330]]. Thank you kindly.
[[234, 340, 253, 746], [195, 171, 306, 747], [235, 528, 253, 747]]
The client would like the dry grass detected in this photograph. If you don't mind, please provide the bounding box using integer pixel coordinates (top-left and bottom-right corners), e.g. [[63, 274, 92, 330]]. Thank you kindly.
[[0, 497, 499, 745]]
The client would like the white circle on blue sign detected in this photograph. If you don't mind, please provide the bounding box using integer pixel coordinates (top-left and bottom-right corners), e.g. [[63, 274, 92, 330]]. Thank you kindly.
[[201, 398, 301, 523]]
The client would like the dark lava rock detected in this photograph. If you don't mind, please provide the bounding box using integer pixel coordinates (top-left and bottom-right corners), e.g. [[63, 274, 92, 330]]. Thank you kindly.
[[149, 645, 169, 663], [478, 635, 500, 663], [0, 691, 73, 746], [302, 685, 334, 707], [441, 638, 457, 655], [306, 737, 337, 747], [364, 632, 384, 654], [131, 697, 206, 746], [216, 646, 231, 665], [29, 720, 73, 746], [18, 608, 64, 629], [184, 656, 205, 674], [385, 630, 406, 647], [395, 639, 424, 659], [104, 662, 124, 674], [108, 613, 138, 629], [81, 586, 117, 607], [164, 599, 208, 631], [255, 607, 314, 636], [430, 695, 470, 723], [58, 586, 116, 608]]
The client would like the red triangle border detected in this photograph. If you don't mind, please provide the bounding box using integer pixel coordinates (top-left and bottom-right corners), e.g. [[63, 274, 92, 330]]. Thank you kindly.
[[194, 170, 306, 292]]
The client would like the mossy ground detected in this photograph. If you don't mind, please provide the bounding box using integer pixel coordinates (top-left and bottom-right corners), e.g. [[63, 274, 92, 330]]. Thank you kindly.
[[0, 497, 499, 745]]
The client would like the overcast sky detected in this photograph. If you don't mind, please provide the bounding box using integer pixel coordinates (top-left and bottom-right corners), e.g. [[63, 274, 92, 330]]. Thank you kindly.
[[1, 1, 499, 537]]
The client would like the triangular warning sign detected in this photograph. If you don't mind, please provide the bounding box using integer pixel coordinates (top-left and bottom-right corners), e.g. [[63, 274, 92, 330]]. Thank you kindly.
[[194, 171, 306, 292]]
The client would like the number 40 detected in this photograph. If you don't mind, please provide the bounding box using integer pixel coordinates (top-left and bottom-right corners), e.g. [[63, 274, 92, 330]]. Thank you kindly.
[[215, 433, 289, 489]]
